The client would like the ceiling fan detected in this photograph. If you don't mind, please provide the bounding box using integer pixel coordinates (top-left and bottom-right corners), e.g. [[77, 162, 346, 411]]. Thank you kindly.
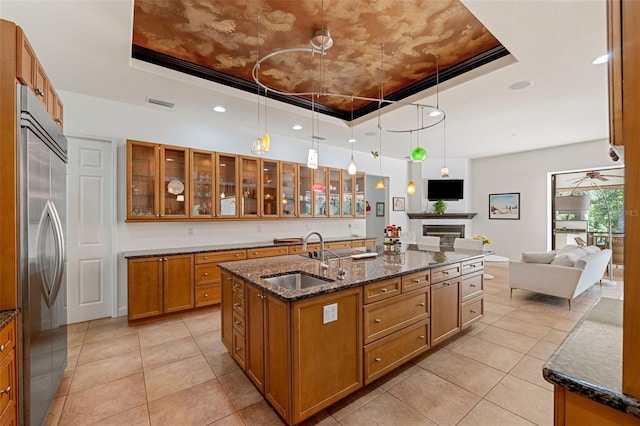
[[569, 171, 620, 185]]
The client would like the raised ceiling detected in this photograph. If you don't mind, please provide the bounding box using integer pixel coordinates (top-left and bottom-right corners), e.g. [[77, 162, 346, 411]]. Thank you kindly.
[[132, 0, 508, 120]]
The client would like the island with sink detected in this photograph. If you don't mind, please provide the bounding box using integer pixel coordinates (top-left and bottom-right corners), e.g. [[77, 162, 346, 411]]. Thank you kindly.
[[218, 234, 486, 425]]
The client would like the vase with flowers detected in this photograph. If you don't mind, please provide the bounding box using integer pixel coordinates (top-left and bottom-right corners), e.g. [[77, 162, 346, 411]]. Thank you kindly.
[[474, 234, 492, 245]]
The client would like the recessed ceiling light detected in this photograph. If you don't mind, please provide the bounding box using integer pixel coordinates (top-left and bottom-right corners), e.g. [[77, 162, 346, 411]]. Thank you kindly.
[[428, 109, 443, 117], [508, 80, 533, 91], [213, 105, 226, 112], [348, 137, 357, 143], [292, 124, 303, 130], [591, 53, 610, 65]]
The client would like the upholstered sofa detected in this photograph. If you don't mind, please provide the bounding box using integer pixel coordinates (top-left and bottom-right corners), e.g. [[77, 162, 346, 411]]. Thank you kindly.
[[509, 245, 612, 308]]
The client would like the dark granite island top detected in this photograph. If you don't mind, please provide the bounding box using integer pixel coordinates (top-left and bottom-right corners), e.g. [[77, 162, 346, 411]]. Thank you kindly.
[[218, 246, 485, 302], [543, 297, 640, 419]]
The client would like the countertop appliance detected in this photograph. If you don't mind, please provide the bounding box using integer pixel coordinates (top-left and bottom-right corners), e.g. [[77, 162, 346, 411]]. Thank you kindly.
[[17, 85, 68, 425]]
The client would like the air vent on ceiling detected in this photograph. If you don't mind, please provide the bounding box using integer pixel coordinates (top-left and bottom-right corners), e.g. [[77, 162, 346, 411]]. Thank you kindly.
[[146, 97, 175, 108]]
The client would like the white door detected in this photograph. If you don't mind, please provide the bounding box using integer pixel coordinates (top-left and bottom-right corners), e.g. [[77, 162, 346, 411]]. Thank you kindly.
[[66, 136, 114, 323]]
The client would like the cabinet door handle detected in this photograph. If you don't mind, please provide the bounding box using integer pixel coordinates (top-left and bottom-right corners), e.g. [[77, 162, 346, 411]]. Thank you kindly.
[[380, 288, 388, 293], [413, 278, 422, 283], [0, 344, 4, 352], [55, 118, 62, 124], [226, 276, 233, 281], [203, 256, 208, 260], [35, 88, 44, 96], [204, 293, 209, 297], [470, 264, 476, 268], [257, 294, 266, 300], [418, 303, 425, 307], [235, 347, 240, 353], [419, 335, 425, 340], [235, 254, 240, 257], [375, 357, 382, 363], [374, 318, 381, 324], [233, 284, 240, 289], [234, 320, 241, 326], [0, 386, 10, 395], [470, 310, 476, 314], [163, 258, 168, 261], [234, 303, 240, 307], [158, 258, 163, 262], [470, 284, 476, 287]]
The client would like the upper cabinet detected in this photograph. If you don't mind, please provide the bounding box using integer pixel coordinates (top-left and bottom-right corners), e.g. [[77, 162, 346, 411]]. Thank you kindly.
[[15, 26, 63, 130], [126, 140, 365, 222]]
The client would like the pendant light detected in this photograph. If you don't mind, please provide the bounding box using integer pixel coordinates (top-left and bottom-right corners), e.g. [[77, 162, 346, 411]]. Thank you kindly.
[[307, 92, 318, 169], [375, 46, 386, 189], [406, 130, 416, 194], [441, 117, 449, 178], [347, 97, 357, 175], [262, 87, 270, 152], [251, 16, 266, 155], [410, 106, 426, 161], [375, 112, 385, 189]]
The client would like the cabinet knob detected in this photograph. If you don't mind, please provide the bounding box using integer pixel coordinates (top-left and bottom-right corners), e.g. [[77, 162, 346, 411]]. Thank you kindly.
[[443, 271, 449, 275], [419, 335, 425, 340], [203, 256, 208, 260], [226, 276, 232, 281], [235, 347, 240, 353], [234, 321, 241, 326], [55, 118, 62, 124], [233, 284, 240, 289], [470, 310, 476, 314], [204, 293, 209, 297], [413, 278, 421, 283], [158, 259, 163, 262], [204, 272, 208, 276], [234, 303, 240, 307], [235, 254, 240, 257], [470, 284, 476, 287], [35, 88, 44, 96], [381, 288, 388, 293], [470, 264, 476, 268], [375, 357, 382, 363], [374, 318, 381, 324], [418, 303, 425, 307], [0, 344, 4, 352], [258, 294, 266, 300], [163, 258, 168, 261], [0, 386, 10, 395]]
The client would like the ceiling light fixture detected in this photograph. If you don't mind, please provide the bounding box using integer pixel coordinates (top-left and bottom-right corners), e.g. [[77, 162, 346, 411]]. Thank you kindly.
[[292, 124, 303, 130], [508, 80, 533, 91], [251, 16, 266, 155], [410, 106, 427, 162], [441, 118, 449, 178], [213, 105, 226, 113], [347, 98, 357, 175], [591, 53, 610, 65]]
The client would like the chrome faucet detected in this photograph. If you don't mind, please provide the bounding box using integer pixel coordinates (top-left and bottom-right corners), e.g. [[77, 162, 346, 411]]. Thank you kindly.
[[303, 231, 327, 274], [323, 248, 347, 280]]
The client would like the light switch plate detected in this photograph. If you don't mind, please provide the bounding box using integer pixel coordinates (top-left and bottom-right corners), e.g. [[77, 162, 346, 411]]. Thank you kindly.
[[323, 303, 338, 324]]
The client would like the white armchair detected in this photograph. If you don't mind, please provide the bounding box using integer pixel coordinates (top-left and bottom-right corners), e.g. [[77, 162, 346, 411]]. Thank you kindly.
[[416, 236, 441, 248], [453, 238, 483, 250]]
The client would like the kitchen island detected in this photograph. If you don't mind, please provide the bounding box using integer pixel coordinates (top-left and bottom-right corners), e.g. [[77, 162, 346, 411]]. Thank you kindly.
[[218, 245, 486, 425]]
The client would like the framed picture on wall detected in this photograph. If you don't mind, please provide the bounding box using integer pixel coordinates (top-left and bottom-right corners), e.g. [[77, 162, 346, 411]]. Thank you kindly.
[[392, 197, 405, 211], [376, 202, 385, 216], [489, 192, 520, 220]]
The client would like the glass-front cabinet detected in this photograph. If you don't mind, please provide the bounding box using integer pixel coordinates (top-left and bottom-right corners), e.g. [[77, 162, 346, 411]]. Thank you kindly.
[[240, 156, 259, 218], [328, 169, 342, 217], [190, 149, 215, 218], [313, 167, 328, 217], [160, 145, 189, 219], [355, 172, 366, 217], [216, 154, 238, 218], [298, 165, 313, 218], [280, 162, 297, 217], [127, 140, 159, 219], [261, 159, 279, 218], [341, 172, 354, 217]]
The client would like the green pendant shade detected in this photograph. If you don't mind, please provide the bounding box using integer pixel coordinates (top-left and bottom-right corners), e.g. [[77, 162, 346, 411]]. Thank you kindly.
[[410, 147, 427, 162]]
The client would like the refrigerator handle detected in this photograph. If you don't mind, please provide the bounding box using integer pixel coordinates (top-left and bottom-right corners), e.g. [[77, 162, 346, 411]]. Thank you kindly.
[[36, 200, 65, 308]]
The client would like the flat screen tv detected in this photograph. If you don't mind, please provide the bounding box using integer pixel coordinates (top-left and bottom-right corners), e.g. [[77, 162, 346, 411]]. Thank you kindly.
[[427, 179, 464, 201]]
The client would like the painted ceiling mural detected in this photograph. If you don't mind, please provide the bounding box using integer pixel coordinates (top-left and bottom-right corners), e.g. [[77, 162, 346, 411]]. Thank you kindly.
[[132, 0, 506, 118]]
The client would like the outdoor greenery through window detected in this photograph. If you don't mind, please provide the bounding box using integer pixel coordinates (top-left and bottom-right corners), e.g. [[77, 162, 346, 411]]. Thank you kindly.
[[556, 188, 625, 233]]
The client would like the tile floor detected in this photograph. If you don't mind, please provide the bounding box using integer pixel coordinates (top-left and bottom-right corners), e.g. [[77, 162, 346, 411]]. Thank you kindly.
[[46, 265, 624, 425]]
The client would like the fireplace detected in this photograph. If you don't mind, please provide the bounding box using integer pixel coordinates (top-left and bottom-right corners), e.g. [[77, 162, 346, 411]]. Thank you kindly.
[[423, 224, 465, 249]]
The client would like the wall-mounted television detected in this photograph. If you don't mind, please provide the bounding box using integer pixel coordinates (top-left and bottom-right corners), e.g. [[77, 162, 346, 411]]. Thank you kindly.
[[427, 179, 464, 201]]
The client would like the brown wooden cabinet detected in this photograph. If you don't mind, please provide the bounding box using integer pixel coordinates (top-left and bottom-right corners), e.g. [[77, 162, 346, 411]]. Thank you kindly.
[[240, 156, 259, 218], [261, 159, 279, 218], [280, 162, 297, 217], [354, 172, 366, 217], [216, 153, 239, 218], [313, 167, 329, 217], [430, 278, 461, 346], [298, 165, 313, 218], [127, 140, 160, 219], [194, 250, 245, 308], [221, 270, 235, 351], [160, 145, 189, 219], [127, 254, 194, 320], [328, 169, 342, 217], [0, 318, 16, 425], [245, 284, 266, 392], [190, 149, 215, 218], [460, 258, 484, 329]]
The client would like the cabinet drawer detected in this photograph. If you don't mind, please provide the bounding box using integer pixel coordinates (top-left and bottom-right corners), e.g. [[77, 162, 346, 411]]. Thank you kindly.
[[401, 270, 430, 293], [247, 247, 289, 259], [325, 241, 352, 250], [351, 240, 365, 248], [232, 311, 245, 335], [364, 319, 430, 384], [461, 297, 484, 329], [363, 278, 401, 304], [232, 279, 245, 297], [195, 250, 246, 264], [0, 348, 15, 418], [232, 293, 245, 316], [364, 239, 376, 247], [0, 319, 16, 356], [461, 258, 484, 275], [232, 329, 245, 369], [461, 272, 483, 302], [289, 243, 320, 254], [431, 263, 461, 283], [195, 284, 220, 307], [195, 264, 219, 285], [364, 290, 430, 344]]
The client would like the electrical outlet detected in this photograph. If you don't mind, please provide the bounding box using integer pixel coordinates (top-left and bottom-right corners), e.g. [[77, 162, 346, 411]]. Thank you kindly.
[[323, 303, 338, 324], [187, 226, 194, 236]]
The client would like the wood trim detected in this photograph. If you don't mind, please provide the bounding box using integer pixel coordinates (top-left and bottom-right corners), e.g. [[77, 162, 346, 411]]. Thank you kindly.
[[607, 0, 623, 146], [621, 0, 640, 398], [0, 20, 18, 310], [554, 387, 566, 425]]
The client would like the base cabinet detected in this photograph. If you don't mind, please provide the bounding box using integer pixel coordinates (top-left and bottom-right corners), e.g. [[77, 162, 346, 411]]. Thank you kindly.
[[554, 386, 640, 425], [0, 318, 16, 425], [431, 280, 461, 346]]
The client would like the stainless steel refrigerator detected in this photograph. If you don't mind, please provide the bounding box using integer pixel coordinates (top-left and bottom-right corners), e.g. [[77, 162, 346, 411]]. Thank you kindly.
[[17, 85, 68, 425]]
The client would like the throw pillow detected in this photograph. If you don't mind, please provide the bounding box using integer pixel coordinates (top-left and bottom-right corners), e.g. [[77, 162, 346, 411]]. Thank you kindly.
[[521, 252, 556, 264], [557, 244, 581, 254], [583, 245, 601, 254], [551, 251, 582, 267]]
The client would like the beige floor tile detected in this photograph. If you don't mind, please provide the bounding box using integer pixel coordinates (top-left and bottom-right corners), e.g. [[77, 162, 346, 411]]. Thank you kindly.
[[55, 367, 74, 397], [205, 349, 244, 377], [451, 336, 524, 373], [77, 333, 139, 365], [59, 373, 147, 425], [485, 375, 554, 426], [67, 330, 86, 349], [236, 400, 286, 426], [542, 328, 568, 345], [509, 355, 554, 390], [528, 340, 559, 361], [137, 320, 191, 348], [492, 316, 552, 339], [553, 318, 579, 332], [473, 325, 538, 353], [326, 383, 385, 421], [67, 321, 89, 333], [66, 344, 81, 368], [478, 310, 503, 325], [484, 302, 517, 316], [183, 308, 221, 335], [375, 360, 423, 391], [87, 315, 129, 329], [193, 329, 226, 354], [209, 413, 247, 426], [144, 354, 215, 401], [148, 379, 236, 425], [504, 309, 560, 329], [140, 335, 201, 370], [422, 350, 505, 396], [569, 302, 592, 313], [298, 410, 340, 425], [562, 310, 586, 321], [91, 404, 149, 425], [44, 396, 65, 426], [217, 369, 264, 411], [69, 351, 142, 393], [82, 322, 138, 345], [388, 369, 480, 426], [464, 321, 489, 336], [457, 399, 535, 426], [340, 392, 434, 425]]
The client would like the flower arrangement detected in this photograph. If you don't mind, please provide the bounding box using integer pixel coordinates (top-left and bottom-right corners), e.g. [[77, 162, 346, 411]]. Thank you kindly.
[[474, 234, 492, 245]]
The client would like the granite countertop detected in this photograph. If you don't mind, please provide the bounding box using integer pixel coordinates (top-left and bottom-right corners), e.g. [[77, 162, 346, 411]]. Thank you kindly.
[[122, 235, 372, 259], [218, 245, 485, 302], [543, 297, 640, 418], [0, 310, 18, 330]]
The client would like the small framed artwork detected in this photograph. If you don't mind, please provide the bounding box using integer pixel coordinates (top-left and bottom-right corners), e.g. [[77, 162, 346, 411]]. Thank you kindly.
[[392, 197, 405, 211], [489, 192, 520, 220], [376, 202, 385, 217]]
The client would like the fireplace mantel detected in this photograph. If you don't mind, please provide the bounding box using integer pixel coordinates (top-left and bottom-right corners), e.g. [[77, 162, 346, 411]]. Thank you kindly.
[[407, 213, 477, 219]]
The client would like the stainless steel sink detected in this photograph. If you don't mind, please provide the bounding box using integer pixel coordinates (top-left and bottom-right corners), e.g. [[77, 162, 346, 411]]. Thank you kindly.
[[261, 271, 334, 290]]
